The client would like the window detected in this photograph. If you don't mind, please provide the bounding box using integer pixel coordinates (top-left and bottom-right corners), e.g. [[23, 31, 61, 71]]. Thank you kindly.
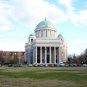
[[46, 30, 47, 37], [41, 30, 43, 37], [31, 39, 33, 42]]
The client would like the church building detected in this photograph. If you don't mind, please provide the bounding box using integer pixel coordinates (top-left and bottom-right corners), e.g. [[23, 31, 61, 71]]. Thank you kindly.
[[25, 19, 67, 66]]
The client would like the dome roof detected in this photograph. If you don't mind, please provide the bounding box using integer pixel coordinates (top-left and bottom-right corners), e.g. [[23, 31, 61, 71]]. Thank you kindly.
[[35, 18, 55, 30], [29, 33, 35, 36], [29, 33, 35, 38], [58, 34, 64, 40]]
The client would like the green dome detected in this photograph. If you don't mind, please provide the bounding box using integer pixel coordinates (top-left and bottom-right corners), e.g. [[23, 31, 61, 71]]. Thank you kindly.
[[35, 18, 55, 30], [29, 33, 35, 37], [58, 34, 64, 40]]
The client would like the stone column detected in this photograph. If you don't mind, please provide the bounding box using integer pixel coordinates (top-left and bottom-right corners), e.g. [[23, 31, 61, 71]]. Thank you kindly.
[[50, 47, 51, 64], [36, 46, 37, 64], [58, 47, 60, 64], [33, 47, 35, 64], [54, 47, 56, 64], [45, 47, 47, 64], [40, 47, 42, 64]]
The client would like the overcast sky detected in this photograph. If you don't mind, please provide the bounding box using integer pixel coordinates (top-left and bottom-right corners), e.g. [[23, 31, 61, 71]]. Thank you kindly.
[[0, 0, 87, 55]]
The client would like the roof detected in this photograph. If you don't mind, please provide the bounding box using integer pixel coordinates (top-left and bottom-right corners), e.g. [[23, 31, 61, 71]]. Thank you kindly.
[[35, 18, 55, 30]]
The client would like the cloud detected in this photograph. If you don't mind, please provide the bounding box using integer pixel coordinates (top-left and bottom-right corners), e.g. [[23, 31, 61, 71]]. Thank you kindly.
[[0, 15, 11, 30], [0, 0, 87, 54], [0, 0, 87, 28], [70, 10, 87, 24], [1, 0, 87, 28], [77, 10, 87, 24], [58, 0, 87, 24], [58, 0, 74, 15], [67, 39, 87, 55], [0, 1, 11, 30], [6, 0, 68, 26], [0, 42, 25, 51]]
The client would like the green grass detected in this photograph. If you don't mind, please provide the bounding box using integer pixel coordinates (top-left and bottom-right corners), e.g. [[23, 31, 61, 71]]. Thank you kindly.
[[0, 67, 87, 81], [0, 67, 87, 87]]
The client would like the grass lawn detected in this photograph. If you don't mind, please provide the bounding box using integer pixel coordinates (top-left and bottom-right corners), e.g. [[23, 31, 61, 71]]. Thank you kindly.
[[0, 67, 87, 87]]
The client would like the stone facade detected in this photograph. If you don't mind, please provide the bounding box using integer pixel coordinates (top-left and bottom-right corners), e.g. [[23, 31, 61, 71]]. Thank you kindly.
[[25, 19, 67, 65]]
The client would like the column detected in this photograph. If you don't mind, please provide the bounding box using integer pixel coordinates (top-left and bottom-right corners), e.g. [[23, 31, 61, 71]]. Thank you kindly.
[[54, 47, 56, 64], [33, 47, 35, 64], [58, 47, 60, 64], [50, 47, 51, 64], [40, 47, 42, 64], [45, 47, 47, 64], [36, 46, 37, 64]]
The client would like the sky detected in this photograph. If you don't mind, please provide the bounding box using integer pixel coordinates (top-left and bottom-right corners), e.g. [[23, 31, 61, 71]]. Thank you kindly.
[[0, 0, 87, 55]]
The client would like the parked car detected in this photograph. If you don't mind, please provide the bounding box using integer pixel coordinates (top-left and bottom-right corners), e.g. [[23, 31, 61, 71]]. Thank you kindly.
[[13, 64, 22, 67], [8, 64, 13, 67], [83, 64, 87, 67], [28, 64, 32, 67], [59, 62, 65, 67]]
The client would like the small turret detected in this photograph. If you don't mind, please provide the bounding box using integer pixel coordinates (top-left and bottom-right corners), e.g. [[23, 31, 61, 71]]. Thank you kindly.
[[28, 33, 36, 43], [57, 34, 64, 41]]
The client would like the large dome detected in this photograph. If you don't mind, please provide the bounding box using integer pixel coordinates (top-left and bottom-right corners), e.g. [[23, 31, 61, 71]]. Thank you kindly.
[[35, 18, 56, 38], [35, 18, 55, 30]]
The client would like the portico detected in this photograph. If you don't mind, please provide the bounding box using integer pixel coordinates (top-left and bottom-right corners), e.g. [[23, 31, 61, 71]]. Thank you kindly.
[[35, 46, 60, 64]]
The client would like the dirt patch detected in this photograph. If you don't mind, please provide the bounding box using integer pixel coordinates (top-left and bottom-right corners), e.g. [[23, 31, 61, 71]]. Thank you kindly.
[[78, 74, 87, 75], [0, 77, 86, 87]]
